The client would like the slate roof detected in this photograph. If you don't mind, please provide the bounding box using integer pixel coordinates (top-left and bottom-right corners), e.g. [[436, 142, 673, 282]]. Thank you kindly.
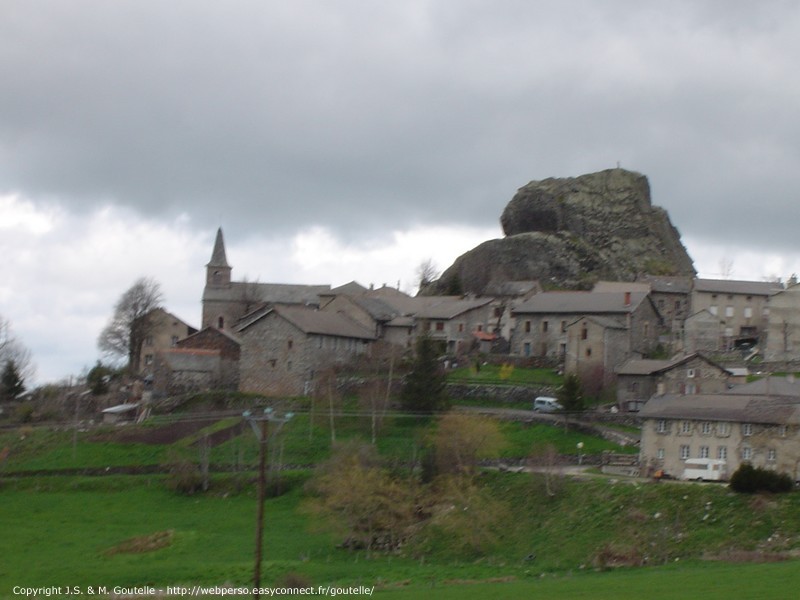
[[203, 282, 331, 305], [616, 353, 730, 376], [512, 291, 650, 315], [639, 393, 800, 425], [727, 377, 800, 398], [237, 305, 376, 340], [693, 278, 782, 296]]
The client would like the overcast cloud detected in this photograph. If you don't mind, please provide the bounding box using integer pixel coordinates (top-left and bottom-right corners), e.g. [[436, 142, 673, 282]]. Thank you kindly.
[[2, 1, 800, 383]]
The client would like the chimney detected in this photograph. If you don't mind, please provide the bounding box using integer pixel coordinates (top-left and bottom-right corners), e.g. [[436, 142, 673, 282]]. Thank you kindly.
[[624, 291, 631, 306]]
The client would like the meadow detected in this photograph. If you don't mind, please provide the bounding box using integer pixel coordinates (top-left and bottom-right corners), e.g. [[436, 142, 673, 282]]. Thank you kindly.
[[2, 411, 800, 598]]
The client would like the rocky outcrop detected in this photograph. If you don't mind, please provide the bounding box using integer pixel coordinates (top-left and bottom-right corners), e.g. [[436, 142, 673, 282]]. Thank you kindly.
[[430, 168, 695, 294]]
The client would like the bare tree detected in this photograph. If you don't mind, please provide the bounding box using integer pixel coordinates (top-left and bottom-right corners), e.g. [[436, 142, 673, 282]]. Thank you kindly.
[[97, 277, 164, 372], [0, 315, 35, 384], [416, 259, 439, 292]]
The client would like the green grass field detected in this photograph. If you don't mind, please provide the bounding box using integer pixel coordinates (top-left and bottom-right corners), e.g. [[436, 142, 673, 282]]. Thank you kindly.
[[4, 469, 800, 598], [3, 411, 800, 598]]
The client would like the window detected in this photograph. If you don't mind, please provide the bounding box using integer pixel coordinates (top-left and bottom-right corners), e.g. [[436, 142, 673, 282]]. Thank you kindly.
[[561, 320, 567, 332], [681, 421, 692, 434], [644, 322, 650, 337], [742, 447, 752, 461], [725, 306, 734, 317], [779, 425, 788, 437], [218, 316, 224, 329], [768, 449, 777, 462], [680, 445, 690, 460], [657, 448, 665, 459], [718, 422, 730, 436], [687, 368, 695, 378], [144, 336, 154, 347], [523, 342, 531, 357], [709, 305, 718, 316], [144, 354, 153, 366], [288, 339, 293, 350], [171, 335, 179, 346], [718, 446, 727, 460], [744, 307, 753, 318], [742, 423, 753, 436], [525, 321, 531, 333], [675, 300, 682, 311], [699, 446, 710, 459], [701, 422, 712, 435], [542, 320, 549, 333], [581, 325, 588, 340], [585, 347, 592, 358], [458, 323, 464, 332], [656, 419, 667, 433], [435, 321, 444, 331]]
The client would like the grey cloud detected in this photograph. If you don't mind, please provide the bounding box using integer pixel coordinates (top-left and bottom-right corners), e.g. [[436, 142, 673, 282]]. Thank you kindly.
[[2, 0, 800, 251]]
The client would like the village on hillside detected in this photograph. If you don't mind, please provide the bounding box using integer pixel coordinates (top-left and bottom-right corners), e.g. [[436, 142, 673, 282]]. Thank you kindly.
[[113, 227, 800, 483]]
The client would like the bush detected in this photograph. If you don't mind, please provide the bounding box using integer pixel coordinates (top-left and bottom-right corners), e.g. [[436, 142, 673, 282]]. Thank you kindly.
[[729, 463, 793, 494]]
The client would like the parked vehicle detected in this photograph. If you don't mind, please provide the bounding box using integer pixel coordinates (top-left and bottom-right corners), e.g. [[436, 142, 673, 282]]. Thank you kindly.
[[681, 458, 727, 481], [533, 396, 563, 412]]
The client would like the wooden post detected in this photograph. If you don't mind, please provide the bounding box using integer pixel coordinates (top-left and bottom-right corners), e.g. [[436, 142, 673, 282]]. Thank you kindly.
[[253, 419, 268, 599]]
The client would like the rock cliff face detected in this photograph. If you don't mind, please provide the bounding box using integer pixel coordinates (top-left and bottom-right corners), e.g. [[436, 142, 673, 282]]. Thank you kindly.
[[430, 168, 695, 294]]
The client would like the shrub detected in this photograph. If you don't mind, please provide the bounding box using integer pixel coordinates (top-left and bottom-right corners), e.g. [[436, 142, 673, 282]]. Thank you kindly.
[[729, 463, 793, 494]]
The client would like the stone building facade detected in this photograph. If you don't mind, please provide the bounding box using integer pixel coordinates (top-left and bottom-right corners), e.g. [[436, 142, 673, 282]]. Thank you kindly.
[[236, 304, 376, 396], [764, 283, 800, 362], [639, 393, 800, 480], [615, 353, 731, 411], [138, 308, 197, 378]]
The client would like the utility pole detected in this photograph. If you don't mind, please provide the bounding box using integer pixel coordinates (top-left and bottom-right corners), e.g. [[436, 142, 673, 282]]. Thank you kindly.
[[243, 407, 293, 600]]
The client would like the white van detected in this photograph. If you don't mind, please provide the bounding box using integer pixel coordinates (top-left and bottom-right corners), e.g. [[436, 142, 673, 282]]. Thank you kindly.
[[533, 396, 563, 412], [682, 458, 727, 481]]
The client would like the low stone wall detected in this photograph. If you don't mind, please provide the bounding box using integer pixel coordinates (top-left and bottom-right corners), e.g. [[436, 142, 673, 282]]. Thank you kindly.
[[445, 383, 558, 405]]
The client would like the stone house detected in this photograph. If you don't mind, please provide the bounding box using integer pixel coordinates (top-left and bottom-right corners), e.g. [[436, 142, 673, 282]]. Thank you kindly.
[[563, 316, 629, 388], [690, 278, 781, 350], [153, 349, 224, 396], [764, 282, 800, 362], [138, 308, 197, 378], [413, 296, 495, 355], [511, 290, 662, 361], [236, 304, 376, 396], [682, 309, 725, 354], [636, 275, 693, 343], [639, 393, 800, 480], [615, 353, 732, 412], [202, 228, 330, 331]]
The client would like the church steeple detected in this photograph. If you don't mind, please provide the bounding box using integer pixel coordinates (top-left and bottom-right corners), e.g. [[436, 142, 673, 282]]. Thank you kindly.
[[206, 227, 232, 288]]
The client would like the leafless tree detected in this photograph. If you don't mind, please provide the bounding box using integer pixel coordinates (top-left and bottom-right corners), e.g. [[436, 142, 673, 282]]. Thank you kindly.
[[416, 258, 439, 292], [0, 315, 35, 383], [97, 277, 164, 372]]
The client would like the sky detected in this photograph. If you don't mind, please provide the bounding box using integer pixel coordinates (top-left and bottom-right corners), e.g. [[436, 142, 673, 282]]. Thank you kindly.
[[2, 0, 800, 384]]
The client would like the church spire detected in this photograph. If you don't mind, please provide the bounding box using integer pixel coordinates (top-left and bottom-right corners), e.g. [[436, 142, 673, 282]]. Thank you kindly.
[[205, 228, 232, 288], [207, 227, 230, 268]]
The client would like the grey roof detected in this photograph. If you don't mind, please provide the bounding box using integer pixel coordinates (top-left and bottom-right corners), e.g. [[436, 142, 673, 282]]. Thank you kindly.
[[693, 278, 782, 296], [412, 297, 493, 319], [728, 376, 800, 398], [207, 227, 229, 268], [328, 281, 369, 295], [637, 275, 693, 294], [203, 281, 331, 305], [513, 291, 649, 315], [177, 326, 241, 346], [639, 393, 800, 425], [616, 353, 729, 376], [592, 281, 651, 293], [238, 305, 376, 340]]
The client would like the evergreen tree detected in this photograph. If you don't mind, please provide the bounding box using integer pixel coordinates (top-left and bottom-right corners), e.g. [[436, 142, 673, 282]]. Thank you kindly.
[[558, 373, 584, 412], [400, 333, 449, 414], [1, 359, 25, 401]]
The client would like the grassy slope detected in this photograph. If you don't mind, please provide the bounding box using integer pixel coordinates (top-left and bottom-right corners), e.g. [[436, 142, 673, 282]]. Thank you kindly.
[[3, 471, 800, 595]]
